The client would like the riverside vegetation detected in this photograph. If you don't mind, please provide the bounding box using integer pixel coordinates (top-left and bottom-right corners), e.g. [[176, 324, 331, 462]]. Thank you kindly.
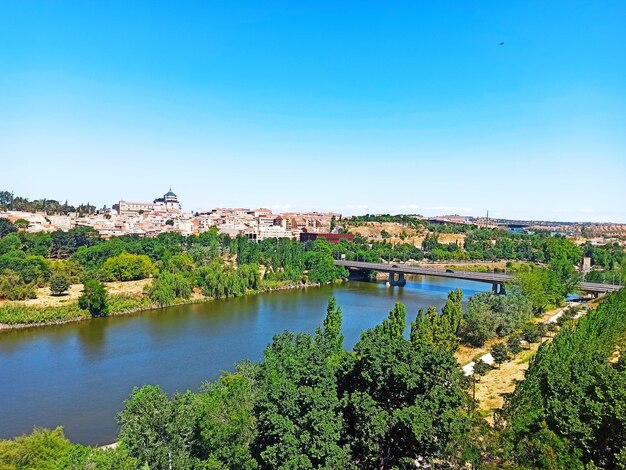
[[0, 222, 348, 325], [1, 286, 625, 469], [0, 214, 606, 327]]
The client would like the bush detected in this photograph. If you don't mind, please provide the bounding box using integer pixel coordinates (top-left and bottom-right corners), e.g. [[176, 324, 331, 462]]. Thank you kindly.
[[491, 343, 509, 367], [521, 322, 540, 347], [50, 273, 70, 296], [506, 335, 523, 357], [148, 272, 194, 307], [0, 270, 37, 300], [473, 359, 491, 379], [101, 252, 154, 281], [78, 279, 109, 317], [0, 427, 72, 469]]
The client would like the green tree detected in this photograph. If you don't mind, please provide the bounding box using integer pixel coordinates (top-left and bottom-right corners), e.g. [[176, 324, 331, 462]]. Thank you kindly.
[[0, 218, 17, 238], [0, 270, 37, 300], [0, 233, 21, 255], [473, 359, 491, 378], [491, 343, 509, 368], [147, 272, 193, 307], [459, 300, 499, 347], [501, 290, 626, 468], [194, 363, 258, 470], [59, 443, 138, 469], [0, 427, 72, 470], [50, 273, 70, 296], [341, 302, 469, 468], [506, 335, 523, 358], [410, 288, 463, 353], [253, 328, 350, 469], [521, 323, 540, 348], [102, 252, 154, 281], [78, 279, 109, 317], [315, 297, 345, 362], [118, 385, 197, 469]]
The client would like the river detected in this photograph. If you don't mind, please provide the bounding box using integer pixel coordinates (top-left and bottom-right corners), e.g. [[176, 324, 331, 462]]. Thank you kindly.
[[0, 277, 490, 445]]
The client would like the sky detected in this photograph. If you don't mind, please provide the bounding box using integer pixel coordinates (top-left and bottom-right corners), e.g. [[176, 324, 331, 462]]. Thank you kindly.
[[1, 1, 625, 222]]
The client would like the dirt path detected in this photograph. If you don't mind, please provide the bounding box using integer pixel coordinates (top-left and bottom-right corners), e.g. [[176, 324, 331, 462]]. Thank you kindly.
[[457, 305, 569, 422], [472, 344, 540, 422]]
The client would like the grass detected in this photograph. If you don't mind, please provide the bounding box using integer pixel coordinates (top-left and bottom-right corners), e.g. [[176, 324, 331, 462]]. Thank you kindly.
[[0, 293, 153, 327], [107, 293, 153, 313], [0, 303, 89, 325]]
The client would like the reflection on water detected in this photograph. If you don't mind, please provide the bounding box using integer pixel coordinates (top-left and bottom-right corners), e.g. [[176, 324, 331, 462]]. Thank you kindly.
[[0, 277, 489, 445]]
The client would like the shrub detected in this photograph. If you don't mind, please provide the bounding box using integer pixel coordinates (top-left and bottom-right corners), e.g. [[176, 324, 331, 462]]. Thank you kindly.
[[78, 279, 109, 317], [491, 343, 509, 368], [101, 252, 154, 281], [50, 273, 70, 296], [0, 427, 72, 469], [0, 270, 36, 300]]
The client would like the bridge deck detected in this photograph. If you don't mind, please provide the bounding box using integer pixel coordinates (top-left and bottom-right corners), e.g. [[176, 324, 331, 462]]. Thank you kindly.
[[334, 260, 623, 294]]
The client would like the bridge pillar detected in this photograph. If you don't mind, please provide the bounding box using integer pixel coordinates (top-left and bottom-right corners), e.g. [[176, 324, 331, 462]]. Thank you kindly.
[[386, 272, 406, 287], [492, 283, 506, 295]]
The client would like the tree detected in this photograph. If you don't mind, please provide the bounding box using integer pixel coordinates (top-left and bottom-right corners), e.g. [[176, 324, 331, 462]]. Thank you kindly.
[[501, 289, 626, 468], [118, 385, 196, 469], [60, 443, 138, 469], [0, 219, 17, 238], [252, 299, 352, 470], [521, 323, 540, 348], [0, 427, 72, 469], [194, 363, 258, 470], [147, 272, 193, 307], [0, 233, 21, 255], [506, 335, 523, 358], [491, 343, 509, 368], [50, 273, 70, 296], [410, 289, 463, 353], [537, 322, 551, 342], [0, 270, 36, 300], [13, 219, 30, 230], [78, 279, 109, 317], [316, 297, 345, 361], [101, 252, 154, 281], [253, 330, 350, 469], [459, 300, 499, 347], [341, 302, 469, 468], [473, 359, 491, 379]]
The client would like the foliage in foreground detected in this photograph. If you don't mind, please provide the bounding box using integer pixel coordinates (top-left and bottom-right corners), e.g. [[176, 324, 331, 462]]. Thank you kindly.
[[3, 290, 626, 469], [497, 288, 626, 469]]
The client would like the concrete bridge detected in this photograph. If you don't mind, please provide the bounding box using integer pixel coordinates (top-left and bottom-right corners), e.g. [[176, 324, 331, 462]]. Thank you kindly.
[[334, 260, 623, 296]]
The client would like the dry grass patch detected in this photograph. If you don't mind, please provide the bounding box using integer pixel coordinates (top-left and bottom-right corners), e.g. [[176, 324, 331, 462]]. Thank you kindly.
[[473, 345, 539, 423], [2, 279, 152, 308]]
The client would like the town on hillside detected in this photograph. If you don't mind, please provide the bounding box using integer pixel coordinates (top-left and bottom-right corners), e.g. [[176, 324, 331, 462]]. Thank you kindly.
[[1, 189, 625, 248], [0, 189, 350, 243]]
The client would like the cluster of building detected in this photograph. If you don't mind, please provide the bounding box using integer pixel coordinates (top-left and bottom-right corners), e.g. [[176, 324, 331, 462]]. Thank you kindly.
[[1, 190, 348, 242]]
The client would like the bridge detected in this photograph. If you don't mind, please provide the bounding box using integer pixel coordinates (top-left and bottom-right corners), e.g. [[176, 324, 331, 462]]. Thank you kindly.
[[334, 260, 623, 296]]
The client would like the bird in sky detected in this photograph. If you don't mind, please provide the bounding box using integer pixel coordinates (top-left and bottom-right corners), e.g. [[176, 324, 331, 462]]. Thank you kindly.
[[499, 42, 504, 45]]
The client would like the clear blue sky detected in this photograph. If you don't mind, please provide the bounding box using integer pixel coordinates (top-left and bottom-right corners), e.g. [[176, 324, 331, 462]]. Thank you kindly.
[[1, 1, 625, 222]]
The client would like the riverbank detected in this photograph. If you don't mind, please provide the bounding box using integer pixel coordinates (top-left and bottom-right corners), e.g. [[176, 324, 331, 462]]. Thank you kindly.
[[0, 278, 326, 331]]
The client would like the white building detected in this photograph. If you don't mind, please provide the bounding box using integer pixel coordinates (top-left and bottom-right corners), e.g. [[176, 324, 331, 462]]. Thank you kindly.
[[117, 189, 182, 215]]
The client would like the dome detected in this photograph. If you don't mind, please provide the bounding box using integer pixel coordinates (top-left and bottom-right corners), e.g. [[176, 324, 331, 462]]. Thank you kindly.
[[164, 189, 177, 197]]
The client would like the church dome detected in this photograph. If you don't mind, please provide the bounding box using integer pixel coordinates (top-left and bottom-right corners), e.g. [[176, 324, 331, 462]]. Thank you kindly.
[[164, 190, 177, 198]]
